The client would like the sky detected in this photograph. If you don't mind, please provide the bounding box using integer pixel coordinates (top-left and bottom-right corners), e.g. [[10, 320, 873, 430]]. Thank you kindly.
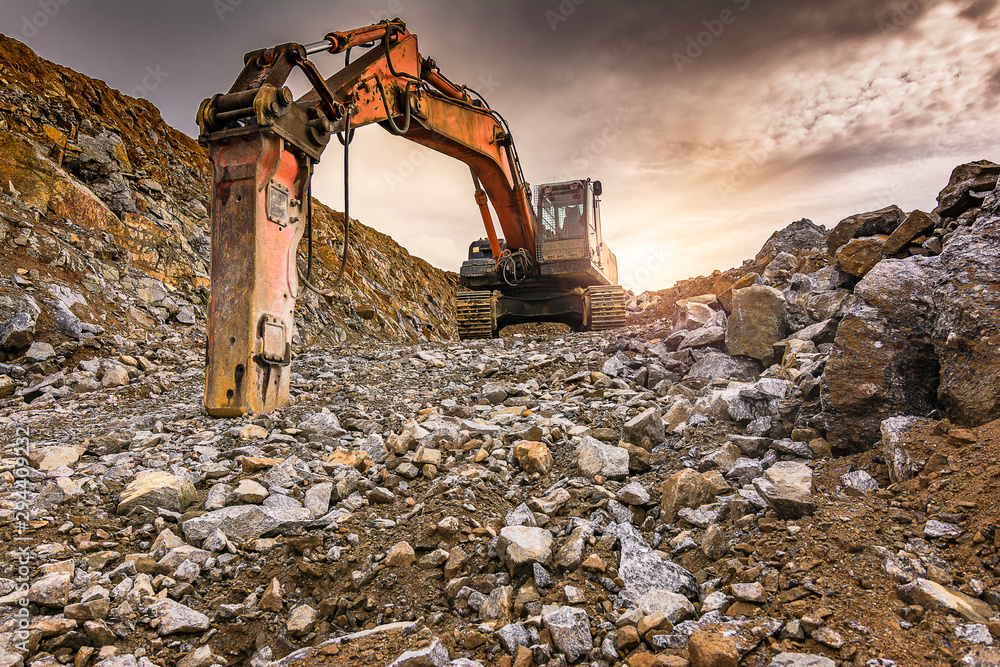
[[2, 0, 999, 292]]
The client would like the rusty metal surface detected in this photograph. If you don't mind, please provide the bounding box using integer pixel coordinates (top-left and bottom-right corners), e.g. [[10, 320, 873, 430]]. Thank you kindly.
[[204, 131, 306, 416]]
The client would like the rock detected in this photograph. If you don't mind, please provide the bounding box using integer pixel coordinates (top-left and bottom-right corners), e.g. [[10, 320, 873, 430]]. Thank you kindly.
[[883, 210, 936, 256], [935, 160, 1000, 218], [688, 630, 739, 667], [512, 440, 553, 474], [835, 236, 885, 278], [660, 469, 715, 522], [767, 654, 836, 667], [541, 605, 593, 662], [497, 622, 530, 656], [576, 436, 629, 479], [701, 524, 727, 559], [604, 522, 697, 604], [235, 479, 269, 504], [386, 541, 416, 567], [898, 578, 993, 623], [674, 300, 715, 331], [753, 461, 815, 519], [757, 219, 827, 263], [725, 285, 787, 361], [958, 648, 1000, 666], [880, 416, 924, 484], [181, 504, 309, 543], [118, 471, 197, 515], [22, 340, 54, 363], [954, 624, 994, 646], [28, 571, 70, 607], [529, 488, 570, 516], [304, 482, 333, 518], [148, 599, 210, 635], [731, 582, 767, 603], [687, 351, 762, 381], [238, 424, 268, 440], [287, 604, 318, 636], [259, 577, 283, 612], [826, 205, 905, 254], [32, 444, 85, 471], [617, 482, 651, 505], [822, 260, 940, 451], [840, 470, 878, 496], [360, 434, 389, 463], [497, 526, 553, 571], [385, 637, 450, 667], [679, 326, 726, 350], [479, 585, 513, 623], [177, 646, 216, 667], [623, 407, 665, 449], [636, 589, 695, 622], [101, 364, 130, 388], [0, 313, 35, 351]]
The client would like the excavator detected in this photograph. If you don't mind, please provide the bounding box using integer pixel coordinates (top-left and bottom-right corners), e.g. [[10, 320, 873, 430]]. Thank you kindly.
[[197, 20, 626, 416]]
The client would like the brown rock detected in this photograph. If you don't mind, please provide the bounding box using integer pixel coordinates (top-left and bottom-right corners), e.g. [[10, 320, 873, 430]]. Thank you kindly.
[[386, 541, 416, 567], [826, 205, 905, 254], [882, 210, 936, 256], [660, 469, 716, 522], [512, 441, 553, 475], [616, 625, 640, 650], [725, 285, 786, 360], [688, 630, 739, 667], [259, 577, 283, 612], [718, 272, 761, 314], [835, 236, 886, 278]]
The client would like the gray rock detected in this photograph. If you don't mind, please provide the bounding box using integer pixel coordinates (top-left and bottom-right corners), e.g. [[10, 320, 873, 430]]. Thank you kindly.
[[768, 653, 836, 667], [622, 407, 664, 449], [840, 470, 879, 495], [604, 522, 697, 605], [360, 434, 389, 463], [505, 503, 537, 528], [385, 638, 451, 667], [148, 599, 210, 635], [924, 520, 962, 540], [576, 436, 628, 479], [182, 504, 310, 543], [687, 351, 762, 382], [28, 571, 71, 607], [726, 285, 787, 360], [898, 578, 993, 623], [497, 526, 553, 571], [616, 482, 650, 505], [541, 604, 593, 662], [0, 312, 35, 351], [22, 341, 55, 363], [305, 482, 333, 518], [118, 471, 197, 516], [753, 461, 815, 519], [881, 416, 925, 484], [635, 589, 694, 621], [497, 622, 530, 655], [954, 624, 995, 646]]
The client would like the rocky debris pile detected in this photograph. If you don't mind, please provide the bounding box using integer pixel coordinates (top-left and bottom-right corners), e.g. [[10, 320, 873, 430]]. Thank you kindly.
[[0, 33, 458, 396], [2, 310, 999, 667]]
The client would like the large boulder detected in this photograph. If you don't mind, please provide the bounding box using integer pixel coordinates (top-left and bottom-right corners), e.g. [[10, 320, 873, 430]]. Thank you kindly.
[[753, 461, 815, 519], [755, 219, 827, 264], [725, 285, 786, 361], [934, 160, 1000, 219], [834, 236, 886, 279], [0, 312, 36, 351], [822, 260, 941, 451], [826, 205, 905, 254], [824, 178, 1000, 448], [687, 351, 762, 381], [118, 471, 197, 516]]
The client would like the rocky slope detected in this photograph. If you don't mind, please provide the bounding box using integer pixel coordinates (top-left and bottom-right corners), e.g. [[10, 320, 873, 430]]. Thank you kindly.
[[2, 32, 1000, 667], [0, 33, 458, 361]]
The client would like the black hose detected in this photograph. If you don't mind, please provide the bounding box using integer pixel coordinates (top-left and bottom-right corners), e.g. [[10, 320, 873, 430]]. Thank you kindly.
[[297, 105, 351, 297], [377, 78, 413, 135]]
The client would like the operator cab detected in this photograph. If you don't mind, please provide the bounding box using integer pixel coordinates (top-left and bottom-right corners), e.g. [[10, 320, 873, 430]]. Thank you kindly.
[[535, 179, 617, 286]]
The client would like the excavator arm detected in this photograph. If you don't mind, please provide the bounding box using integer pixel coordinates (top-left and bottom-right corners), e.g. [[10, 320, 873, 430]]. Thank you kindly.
[[198, 20, 538, 416]]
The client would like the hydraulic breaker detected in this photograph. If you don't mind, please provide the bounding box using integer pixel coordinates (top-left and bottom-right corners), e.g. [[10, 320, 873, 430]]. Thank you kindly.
[[198, 79, 333, 416]]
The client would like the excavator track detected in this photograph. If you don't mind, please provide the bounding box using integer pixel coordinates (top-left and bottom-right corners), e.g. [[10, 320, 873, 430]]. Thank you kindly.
[[456, 290, 496, 340], [586, 285, 627, 331]]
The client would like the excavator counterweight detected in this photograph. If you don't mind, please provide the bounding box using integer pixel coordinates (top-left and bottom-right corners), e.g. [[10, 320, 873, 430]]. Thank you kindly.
[[199, 20, 628, 415]]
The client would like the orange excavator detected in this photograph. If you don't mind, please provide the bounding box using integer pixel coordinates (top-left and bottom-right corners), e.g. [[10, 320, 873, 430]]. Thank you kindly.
[[197, 20, 626, 416]]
